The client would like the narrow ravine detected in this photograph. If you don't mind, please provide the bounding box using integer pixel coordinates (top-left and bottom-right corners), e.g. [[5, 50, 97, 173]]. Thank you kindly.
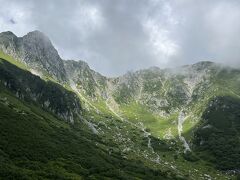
[[178, 111, 191, 153]]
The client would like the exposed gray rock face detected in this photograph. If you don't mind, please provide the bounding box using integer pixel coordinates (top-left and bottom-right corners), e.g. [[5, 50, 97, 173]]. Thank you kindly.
[[0, 31, 67, 82], [0, 31, 223, 116], [0, 58, 82, 123], [64, 60, 107, 98], [0, 31, 19, 56]]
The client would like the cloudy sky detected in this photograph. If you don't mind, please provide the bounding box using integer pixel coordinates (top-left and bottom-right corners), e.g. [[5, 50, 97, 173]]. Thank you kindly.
[[0, 0, 240, 76]]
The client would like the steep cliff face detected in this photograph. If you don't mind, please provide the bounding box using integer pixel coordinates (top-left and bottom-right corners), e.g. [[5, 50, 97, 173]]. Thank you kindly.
[[0, 58, 81, 123], [0, 31, 67, 82], [0, 31, 20, 58], [64, 60, 107, 99]]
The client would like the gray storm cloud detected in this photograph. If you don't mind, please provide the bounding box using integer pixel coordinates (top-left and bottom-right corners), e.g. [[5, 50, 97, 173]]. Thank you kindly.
[[0, 0, 240, 76]]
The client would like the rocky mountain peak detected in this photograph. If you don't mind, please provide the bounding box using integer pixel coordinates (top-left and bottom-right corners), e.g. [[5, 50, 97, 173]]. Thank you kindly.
[[0, 31, 18, 48], [21, 30, 58, 56], [25, 30, 46, 37], [22, 30, 52, 48], [0, 31, 17, 38], [0, 30, 67, 82]]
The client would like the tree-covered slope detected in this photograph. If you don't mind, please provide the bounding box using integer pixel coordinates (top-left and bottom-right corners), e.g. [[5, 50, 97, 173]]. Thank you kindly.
[[193, 96, 240, 171], [0, 91, 177, 179]]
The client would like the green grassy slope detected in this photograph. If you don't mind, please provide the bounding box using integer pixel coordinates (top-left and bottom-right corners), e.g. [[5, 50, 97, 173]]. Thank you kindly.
[[0, 53, 236, 179], [0, 58, 81, 123], [120, 102, 179, 138], [193, 96, 240, 170], [0, 51, 28, 70], [0, 56, 181, 179], [0, 85, 178, 180]]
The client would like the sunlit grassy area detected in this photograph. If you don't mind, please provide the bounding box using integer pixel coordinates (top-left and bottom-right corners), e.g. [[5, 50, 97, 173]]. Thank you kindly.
[[0, 51, 28, 70], [120, 101, 180, 138]]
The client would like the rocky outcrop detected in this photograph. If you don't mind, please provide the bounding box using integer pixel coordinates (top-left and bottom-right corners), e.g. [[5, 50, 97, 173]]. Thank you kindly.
[[0, 31, 67, 82], [64, 60, 107, 99], [0, 59, 81, 123]]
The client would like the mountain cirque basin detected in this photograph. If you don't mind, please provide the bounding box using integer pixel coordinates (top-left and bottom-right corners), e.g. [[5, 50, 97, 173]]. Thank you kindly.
[[0, 31, 239, 179]]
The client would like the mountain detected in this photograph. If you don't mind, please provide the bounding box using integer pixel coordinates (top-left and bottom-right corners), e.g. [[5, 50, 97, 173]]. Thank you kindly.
[[0, 58, 175, 179], [0, 31, 239, 179], [0, 59, 81, 123], [64, 60, 107, 98], [0, 31, 67, 82]]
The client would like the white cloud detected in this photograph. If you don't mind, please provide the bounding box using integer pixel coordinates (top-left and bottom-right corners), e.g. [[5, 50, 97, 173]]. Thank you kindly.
[[206, 2, 240, 51], [143, 19, 179, 64], [0, 0, 240, 75], [71, 3, 105, 39], [0, 0, 35, 36], [143, 2, 180, 65]]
